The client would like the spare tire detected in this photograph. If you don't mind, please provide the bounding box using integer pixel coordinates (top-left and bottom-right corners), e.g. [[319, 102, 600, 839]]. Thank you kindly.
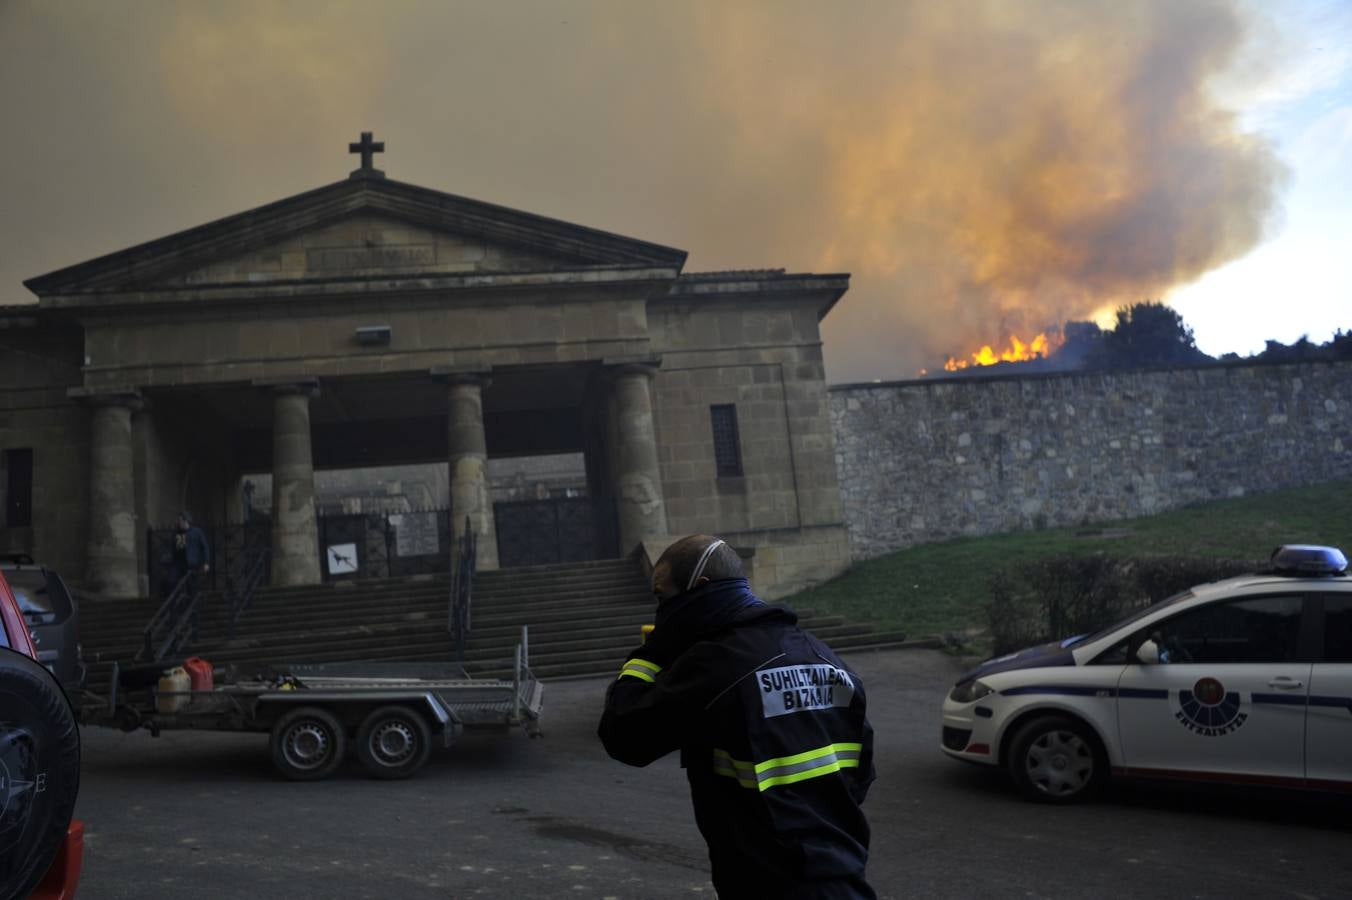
[[0, 647, 81, 900]]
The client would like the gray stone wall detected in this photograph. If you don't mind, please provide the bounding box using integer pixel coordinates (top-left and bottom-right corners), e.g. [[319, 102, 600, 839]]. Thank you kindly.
[[0, 322, 89, 579], [831, 360, 1352, 561], [649, 282, 850, 598]]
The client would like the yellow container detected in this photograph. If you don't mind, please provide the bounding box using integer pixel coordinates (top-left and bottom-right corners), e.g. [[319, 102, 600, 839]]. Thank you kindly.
[[640, 624, 654, 644], [157, 667, 191, 715]]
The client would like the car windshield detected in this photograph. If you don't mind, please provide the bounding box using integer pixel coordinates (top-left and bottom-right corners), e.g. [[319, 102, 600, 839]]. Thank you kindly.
[[4, 569, 67, 616], [1063, 590, 1195, 648]]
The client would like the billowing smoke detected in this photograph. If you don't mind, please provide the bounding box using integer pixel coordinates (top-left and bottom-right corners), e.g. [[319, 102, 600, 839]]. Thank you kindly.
[[679, 2, 1288, 379], [1, 1, 1288, 382]]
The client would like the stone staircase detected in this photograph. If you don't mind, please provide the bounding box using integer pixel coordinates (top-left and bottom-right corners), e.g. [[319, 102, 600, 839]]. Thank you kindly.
[[75, 558, 918, 695]]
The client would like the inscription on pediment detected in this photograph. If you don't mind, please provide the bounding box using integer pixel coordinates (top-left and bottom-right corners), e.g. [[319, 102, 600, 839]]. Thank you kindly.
[[306, 244, 436, 271], [164, 214, 584, 287]]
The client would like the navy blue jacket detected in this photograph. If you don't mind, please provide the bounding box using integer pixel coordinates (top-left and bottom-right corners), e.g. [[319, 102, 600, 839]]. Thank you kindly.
[[184, 526, 210, 569], [599, 601, 875, 899]]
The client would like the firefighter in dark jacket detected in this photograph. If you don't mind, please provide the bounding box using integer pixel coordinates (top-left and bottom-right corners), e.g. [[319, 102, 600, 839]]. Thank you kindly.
[[599, 534, 876, 899]]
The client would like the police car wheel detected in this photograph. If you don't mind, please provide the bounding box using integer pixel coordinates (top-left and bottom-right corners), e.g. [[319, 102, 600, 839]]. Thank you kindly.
[[1006, 714, 1105, 803], [270, 706, 347, 781], [355, 706, 432, 780], [0, 647, 82, 900]]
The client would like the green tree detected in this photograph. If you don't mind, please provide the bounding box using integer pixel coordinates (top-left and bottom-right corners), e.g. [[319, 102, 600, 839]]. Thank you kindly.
[[1090, 301, 1211, 369]]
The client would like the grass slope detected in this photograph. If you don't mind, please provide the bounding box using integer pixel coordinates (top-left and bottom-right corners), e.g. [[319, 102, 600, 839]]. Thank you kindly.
[[784, 479, 1352, 642]]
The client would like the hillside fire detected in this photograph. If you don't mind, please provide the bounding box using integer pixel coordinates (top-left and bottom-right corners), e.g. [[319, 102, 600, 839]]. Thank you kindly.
[[943, 331, 1065, 372]]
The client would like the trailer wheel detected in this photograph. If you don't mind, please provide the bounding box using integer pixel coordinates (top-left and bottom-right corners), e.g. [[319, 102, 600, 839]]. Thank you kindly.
[[270, 707, 346, 781], [0, 647, 81, 900], [355, 706, 431, 780]]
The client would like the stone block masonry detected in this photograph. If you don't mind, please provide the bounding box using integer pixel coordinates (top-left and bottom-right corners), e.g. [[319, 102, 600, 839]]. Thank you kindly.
[[830, 360, 1352, 562]]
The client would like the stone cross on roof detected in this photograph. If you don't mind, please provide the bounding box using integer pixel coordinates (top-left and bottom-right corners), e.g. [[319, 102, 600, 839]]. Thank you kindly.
[[348, 131, 385, 179]]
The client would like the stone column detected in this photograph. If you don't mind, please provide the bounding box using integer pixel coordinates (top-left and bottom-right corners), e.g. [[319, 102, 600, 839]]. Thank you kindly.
[[611, 363, 669, 553], [448, 374, 499, 571], [271, 383, 321, 586], [86, 394, 143, 598]]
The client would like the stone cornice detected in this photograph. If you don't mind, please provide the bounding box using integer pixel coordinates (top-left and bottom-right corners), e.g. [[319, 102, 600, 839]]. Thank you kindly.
[[253, 377, 321, 399], [663, 271, 851, 321], [429, 364, 493, 388], [66, 386, 144, 410], [36, 265, 683, 313], [603, 354, 663, 379], [24, 176, 689, 298]]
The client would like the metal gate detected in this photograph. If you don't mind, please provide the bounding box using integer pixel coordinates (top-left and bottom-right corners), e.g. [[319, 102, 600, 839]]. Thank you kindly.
[[493, 497, 601, 569], [317, 513, 383, 582], [317, 509, 451, 581], [149, 510, 454, 591], [147, 519, 272, 599]]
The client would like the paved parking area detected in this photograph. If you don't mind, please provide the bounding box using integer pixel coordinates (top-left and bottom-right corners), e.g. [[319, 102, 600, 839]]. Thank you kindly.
[[74, 649, 1352, 899]]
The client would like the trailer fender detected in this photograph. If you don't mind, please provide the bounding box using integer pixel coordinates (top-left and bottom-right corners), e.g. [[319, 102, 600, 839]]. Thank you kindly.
[[253, 690, 462, 745]]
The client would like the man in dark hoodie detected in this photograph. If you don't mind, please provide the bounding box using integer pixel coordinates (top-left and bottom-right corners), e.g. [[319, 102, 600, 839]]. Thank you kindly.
[[598, 534, 875, 899], [174, 512, 211, 640]]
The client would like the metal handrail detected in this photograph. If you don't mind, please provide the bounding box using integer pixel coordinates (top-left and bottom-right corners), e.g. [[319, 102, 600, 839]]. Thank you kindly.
[[514, 624, 531, 709], [450, 516, 477, 667], [139, 539, 270, 663], [226, 545, 270, 640], [137, 573, 197, 663]]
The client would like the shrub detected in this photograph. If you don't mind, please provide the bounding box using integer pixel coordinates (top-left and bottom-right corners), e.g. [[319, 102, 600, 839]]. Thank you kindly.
[[986, 555, 1257, 655]]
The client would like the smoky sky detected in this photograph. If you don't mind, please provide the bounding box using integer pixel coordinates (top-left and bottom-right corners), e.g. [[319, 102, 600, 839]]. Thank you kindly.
[[0, 0, 1287, 382]]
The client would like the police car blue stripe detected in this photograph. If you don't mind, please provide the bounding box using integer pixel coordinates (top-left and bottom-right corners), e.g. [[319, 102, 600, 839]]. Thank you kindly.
[[1307, 695, 1352, 714], [999, 685, 1167, 699], [1252, 693, 1352, 714], [1000, 686, 1351, 709], [1250, 693, 1308, 706], [1150, 690, 1352, 707]]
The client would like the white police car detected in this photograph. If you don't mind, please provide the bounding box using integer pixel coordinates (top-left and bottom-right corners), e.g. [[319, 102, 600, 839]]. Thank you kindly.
[[941, 545, 1352, 802]]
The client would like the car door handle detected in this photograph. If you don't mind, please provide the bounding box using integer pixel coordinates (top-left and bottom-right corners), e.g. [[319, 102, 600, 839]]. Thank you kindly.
[[1266, 677, 1304, 689]]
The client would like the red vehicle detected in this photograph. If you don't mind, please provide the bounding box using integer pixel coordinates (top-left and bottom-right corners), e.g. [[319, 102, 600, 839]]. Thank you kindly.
[[0, 569, 83, 899]]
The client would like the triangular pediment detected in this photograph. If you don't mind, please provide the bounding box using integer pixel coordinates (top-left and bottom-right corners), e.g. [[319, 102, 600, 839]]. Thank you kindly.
[[164, 213, 583, 287], [26, 175, 687, 296]]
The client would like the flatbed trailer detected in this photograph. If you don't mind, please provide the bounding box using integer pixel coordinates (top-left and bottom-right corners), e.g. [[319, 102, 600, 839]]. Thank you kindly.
[[75, 627, 544, 781]]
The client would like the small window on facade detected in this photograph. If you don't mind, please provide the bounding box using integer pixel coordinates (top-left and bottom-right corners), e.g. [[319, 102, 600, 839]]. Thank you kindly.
[[710, 405, 743, 477], [5, 448, 33, 528]]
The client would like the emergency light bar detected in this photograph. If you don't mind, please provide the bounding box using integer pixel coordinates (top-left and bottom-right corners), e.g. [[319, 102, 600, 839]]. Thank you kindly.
[[1269, 544, 1348, 576]]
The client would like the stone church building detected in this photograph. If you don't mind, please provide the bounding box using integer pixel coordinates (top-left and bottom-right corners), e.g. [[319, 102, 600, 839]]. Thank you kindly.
[[0, 135, 850, 600]]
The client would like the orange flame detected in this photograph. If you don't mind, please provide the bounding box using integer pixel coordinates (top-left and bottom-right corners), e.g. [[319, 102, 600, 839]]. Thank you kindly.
[[943, 331, 1064, 372]]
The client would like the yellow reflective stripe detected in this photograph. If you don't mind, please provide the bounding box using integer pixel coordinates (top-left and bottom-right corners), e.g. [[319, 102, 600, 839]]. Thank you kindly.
[[712, 749, 755, 787], [758, 757, 860, 791], [712, 743, 864, 792], [626, 658, 663, 676], [712, 756, 758, 788], [712, 749, 755, 773], [616, 657, 663, 682], [753, 742, 862, 774]]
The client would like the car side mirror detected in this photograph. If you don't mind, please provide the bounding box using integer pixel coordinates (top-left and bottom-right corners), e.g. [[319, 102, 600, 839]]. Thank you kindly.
[[1133, 639, 1161, 665]]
